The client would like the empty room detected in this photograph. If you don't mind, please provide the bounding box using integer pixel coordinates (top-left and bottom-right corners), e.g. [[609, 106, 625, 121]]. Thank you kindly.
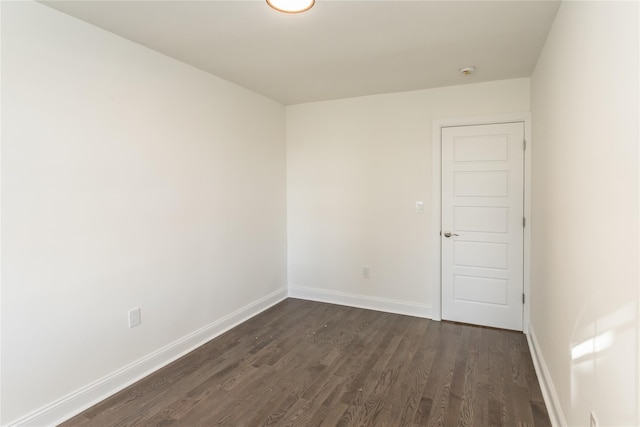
[[1, 0, 638, 426]]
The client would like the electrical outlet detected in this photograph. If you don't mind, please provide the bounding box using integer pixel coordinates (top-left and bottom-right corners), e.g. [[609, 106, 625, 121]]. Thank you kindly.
[[416, 201, 424, 214], [590, 411, 598, 427], [362, 267, 370, 279], [128, 307, 141, 328]]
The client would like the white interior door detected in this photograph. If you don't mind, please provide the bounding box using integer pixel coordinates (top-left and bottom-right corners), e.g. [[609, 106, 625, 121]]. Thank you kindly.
[[441, 122, 524, 331]]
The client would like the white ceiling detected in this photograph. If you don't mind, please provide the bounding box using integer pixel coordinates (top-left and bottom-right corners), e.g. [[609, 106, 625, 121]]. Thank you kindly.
[[40, 0, 560, 105]]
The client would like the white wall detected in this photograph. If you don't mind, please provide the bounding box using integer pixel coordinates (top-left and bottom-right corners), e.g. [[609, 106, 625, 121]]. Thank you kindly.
[[530, 1, 639, 426], [0, 2, 287, 425], [286, 79, 530, 317]]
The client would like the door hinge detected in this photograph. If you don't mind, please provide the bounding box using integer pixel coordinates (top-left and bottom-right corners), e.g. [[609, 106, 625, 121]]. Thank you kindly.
[[523, 140, 527, 151], [523, 293, 526, 304], [523, 217, 526, 227]]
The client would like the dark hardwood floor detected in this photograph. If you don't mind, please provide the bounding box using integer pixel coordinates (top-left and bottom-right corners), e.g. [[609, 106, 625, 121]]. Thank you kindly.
[[60, 298, 550, 426]]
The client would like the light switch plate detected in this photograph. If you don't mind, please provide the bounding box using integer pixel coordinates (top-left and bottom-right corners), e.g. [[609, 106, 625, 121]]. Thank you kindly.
[[416, 201, 424, 214], [362, 267, 370, 279], [128, 307, 141, 328]]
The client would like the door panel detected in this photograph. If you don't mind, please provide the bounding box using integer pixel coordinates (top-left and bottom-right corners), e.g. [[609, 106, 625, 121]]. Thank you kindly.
[[453, 275, 508, 305], [442, 122, 524, 330], [454, 171, 508, 197], [454, 206, 508, 233], [453, 135, 509, 162], [454, 241, 508, 269]]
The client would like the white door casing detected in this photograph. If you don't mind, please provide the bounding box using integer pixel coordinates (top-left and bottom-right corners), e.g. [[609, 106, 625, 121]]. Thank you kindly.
[[441, 122, 525, 331]]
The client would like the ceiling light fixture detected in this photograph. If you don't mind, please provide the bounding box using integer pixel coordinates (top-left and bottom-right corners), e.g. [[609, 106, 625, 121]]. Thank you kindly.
[[459, 66, 476, 76], [266, 0, 315, 14]]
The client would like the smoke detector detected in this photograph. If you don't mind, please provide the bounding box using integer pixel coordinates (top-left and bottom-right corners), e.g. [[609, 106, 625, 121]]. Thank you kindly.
[[459, 66, 476, 76]]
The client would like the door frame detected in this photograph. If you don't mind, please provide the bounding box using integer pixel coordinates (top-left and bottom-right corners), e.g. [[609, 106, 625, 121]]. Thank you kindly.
[[430, 113, 532, 332]]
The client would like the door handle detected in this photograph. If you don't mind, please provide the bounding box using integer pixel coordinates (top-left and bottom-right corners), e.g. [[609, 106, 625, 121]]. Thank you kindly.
[[443, 231, 459, 238]]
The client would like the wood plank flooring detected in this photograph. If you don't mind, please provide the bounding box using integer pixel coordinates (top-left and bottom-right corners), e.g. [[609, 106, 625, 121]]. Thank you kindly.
[[60, 299, 550, 427]]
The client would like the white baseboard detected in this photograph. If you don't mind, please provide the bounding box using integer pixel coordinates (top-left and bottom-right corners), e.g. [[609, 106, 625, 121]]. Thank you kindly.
[[288, 286, 433, 319], [526, 323, 567, 427], [8, 287, 288, 427]]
